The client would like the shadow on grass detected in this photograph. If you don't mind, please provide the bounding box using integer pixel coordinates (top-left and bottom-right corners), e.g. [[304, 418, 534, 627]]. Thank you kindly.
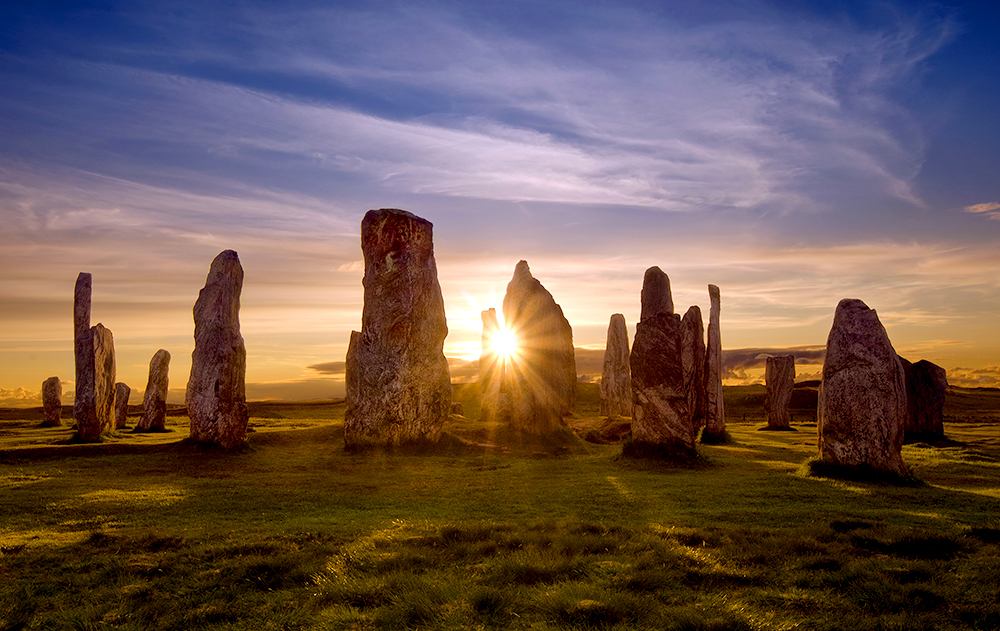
[[800, 457, 924, 487]]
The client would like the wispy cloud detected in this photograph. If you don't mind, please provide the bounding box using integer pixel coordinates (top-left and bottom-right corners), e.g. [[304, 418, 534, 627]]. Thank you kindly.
[[965, 202, 1000, 218]]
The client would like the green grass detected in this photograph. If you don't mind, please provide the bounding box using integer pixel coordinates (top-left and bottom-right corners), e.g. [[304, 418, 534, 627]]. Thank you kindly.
[[2, 384, 1000, 629]]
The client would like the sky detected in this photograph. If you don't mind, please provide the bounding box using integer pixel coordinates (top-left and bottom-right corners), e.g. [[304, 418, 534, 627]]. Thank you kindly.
[[2, 0, 999, 406]]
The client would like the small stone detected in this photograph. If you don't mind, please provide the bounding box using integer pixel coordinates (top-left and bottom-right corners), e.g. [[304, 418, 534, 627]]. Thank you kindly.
[[629, 312, 694, 453], [765, 355, 795, 429], [41, 377, 62, 427], [450, 402, 465, 416], [901, 358, 948, 437], [114, 382, 131, 429], [702, 284, 726, 441], [681, 306, 707, 430], [640, 266, 673, 320], [89, 323, 116, 440], [600, 314, 631, 418], [138, 349, 171, 432], [479, 307, 505, 422]]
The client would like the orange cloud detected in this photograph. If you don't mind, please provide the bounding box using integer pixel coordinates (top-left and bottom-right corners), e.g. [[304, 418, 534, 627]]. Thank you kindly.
[[965, 202, 1000, 217]]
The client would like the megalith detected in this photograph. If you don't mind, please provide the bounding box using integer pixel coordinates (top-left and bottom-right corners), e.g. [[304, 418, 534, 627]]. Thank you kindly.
[[629, 311, 693, 453], [492, 260, 577, 434], [138, 349, 171, 431], [901, 358, 948, 438], [88, 323, 116, 440], [114, 382, 131, 429], [817, 299, 908, 476], [600, 313, 631, 418], [186, 250, 248, 449], [640, 266, 673, 320], [764, 355, 795, 429], [41, 376, 62, 427], [73, 272, 98, 439], [344, 209, 451, 448], [702, 284, 726, 442], [479, 307, 507, 423], [681, 306, 707, 430]]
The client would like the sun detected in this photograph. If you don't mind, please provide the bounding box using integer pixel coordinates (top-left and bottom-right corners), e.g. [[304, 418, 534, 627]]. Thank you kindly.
[[491, 328, 519, 360]]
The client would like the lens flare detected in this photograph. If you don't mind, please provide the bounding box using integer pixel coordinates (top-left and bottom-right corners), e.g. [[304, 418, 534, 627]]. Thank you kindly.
[[491, 329, 518, 359]]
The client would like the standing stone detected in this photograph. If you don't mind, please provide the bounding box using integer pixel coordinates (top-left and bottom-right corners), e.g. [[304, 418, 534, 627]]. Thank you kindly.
[[702, 284, 726, 442], [817, 299, 908, 476], [138, 349, 171, 431], [600, 314, 632, 418], [901, 358, 948, 437], [73, 272, 98, 438], [681, 306, 707, 430], [41, 377, 62, 427], [344, 209, 451, 448], [186, 250, 248, 449], [114, 382, 131, 429], [90, 323, 116, 438], [629, 312, 693, 452], [765, 355, 795, 429], [479, 308, 507, 423], [494, 260, 576, 434], [640, 266, 673, 320]]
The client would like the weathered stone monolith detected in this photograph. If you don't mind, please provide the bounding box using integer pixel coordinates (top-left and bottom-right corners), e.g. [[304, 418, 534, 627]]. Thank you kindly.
[[114, 382, 131, 429], [640, 266, 673, 320], [495, 260, 576, 434], [42, 377, 62, 427], [629, 311, 693, 453], [901, 358, 948, 438], [479, 307, 506, 422], [765, 355, 795, 429], [86, 323, 116, 440], [138, 349, 170, 431], [817, 299, 908, 476], [73, 272, 98, 438], [344, 209, 451, 448], [186, 250, 248, 449], [600, 314, 632, 418], [682, 306, 707, 430], [702, 284, 726, 442]]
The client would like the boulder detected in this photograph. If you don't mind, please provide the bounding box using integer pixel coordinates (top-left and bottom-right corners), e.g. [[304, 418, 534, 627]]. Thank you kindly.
[[817, 299, 908, 476], [41, 376, 62, 427], [114, 382, 131, 429], [138, 349, 171, 431], [900, 358, 948, 437], [450, 402, 465, 416], [600, 313, 632, 418], [72, 272, 98, 439], [479, 307, 506, 422], [702, 284, 726, 441], [186, 250, 248, 448], [629, 312, 694, 453], [86, 323, 116, 440], [765, 355, 795, 429], [344, 209, 451, 448], [640, 266, 673, 320], [493, 260, 576, 434], [681, 306, 707, 430]]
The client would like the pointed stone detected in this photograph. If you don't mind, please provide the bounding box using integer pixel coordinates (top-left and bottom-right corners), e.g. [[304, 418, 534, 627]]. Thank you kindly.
[[114, 382, 131, 429], [186, 250, 248, 449], [90, 323, 116, 439], [629, 312, 694, 452], [818, 299, 908, 476], [600, 313, 631, 418], [702, 284, 726, 441], [138, 349, 171, 431], [765, 355, 795, 429], [73, 272, 97, 438], [901, 358, 948, 438], [479, 308, 506, 423], [640, 266, 673, 321], [344, 209, 451, 448], [494, 260, 576, 434], [681, 306, 707, 430], [42, 377, 62, 427]]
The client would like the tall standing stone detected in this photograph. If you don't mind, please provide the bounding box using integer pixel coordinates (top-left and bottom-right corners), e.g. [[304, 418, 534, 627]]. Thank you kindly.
[[86, 323, 116, 440], [630, 311, 693, 452], [600, 314, 632, 418], [344, 209, 451, 448], [765, 355, 795, 429], [42, 377, 62, 427], [702, 284, 726, 442], [817, 299, 908, 476], [114, 382, 131, 429], [479, 308, 506, 422], [901, 358, 948, 438], [186, 250, 248, 449], [681, 306, 707, 430], [73, 272, 98, 438], [640, 266, 673, 320], [494, 260, 576, 434], [138, 349, 171, 431]]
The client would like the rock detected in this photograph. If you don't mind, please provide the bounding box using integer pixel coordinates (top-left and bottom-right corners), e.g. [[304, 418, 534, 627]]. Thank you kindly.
[[629, 312, 694, 453], [73, 272, 98, 439], [186, 250, 248, 449], [901, 358, 947, 437], [344, 209, 451, 448], [702, 284, 726, 441], [479, 307, 506, 422], [681, 306, 707, 430], [41, 377, 62, 427], [451, 402, 465, 416], [640, 266, 673, 320], [114, 382, 131, 429], [817, 299, 908, 476], [765, 355, 795, 429], [138, 349, 171, 431], [492, 260, 576, 434], [90, 323, 116, 439], [600, 314, 631, 418]]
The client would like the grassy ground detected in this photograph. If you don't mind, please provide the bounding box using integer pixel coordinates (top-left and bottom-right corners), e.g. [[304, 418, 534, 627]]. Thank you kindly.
[[2, 384, 1000, 630]]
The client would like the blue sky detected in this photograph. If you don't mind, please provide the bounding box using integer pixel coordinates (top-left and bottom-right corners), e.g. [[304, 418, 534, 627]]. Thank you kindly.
[[2, 0, 999, 404]]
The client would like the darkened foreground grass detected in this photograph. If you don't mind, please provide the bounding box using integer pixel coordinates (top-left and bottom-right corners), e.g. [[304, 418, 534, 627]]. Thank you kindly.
[[2, 385, 1000, 630]]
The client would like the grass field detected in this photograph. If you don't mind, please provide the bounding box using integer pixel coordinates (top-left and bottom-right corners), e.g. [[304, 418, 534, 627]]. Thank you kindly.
[[2, 384, 999, 630]]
